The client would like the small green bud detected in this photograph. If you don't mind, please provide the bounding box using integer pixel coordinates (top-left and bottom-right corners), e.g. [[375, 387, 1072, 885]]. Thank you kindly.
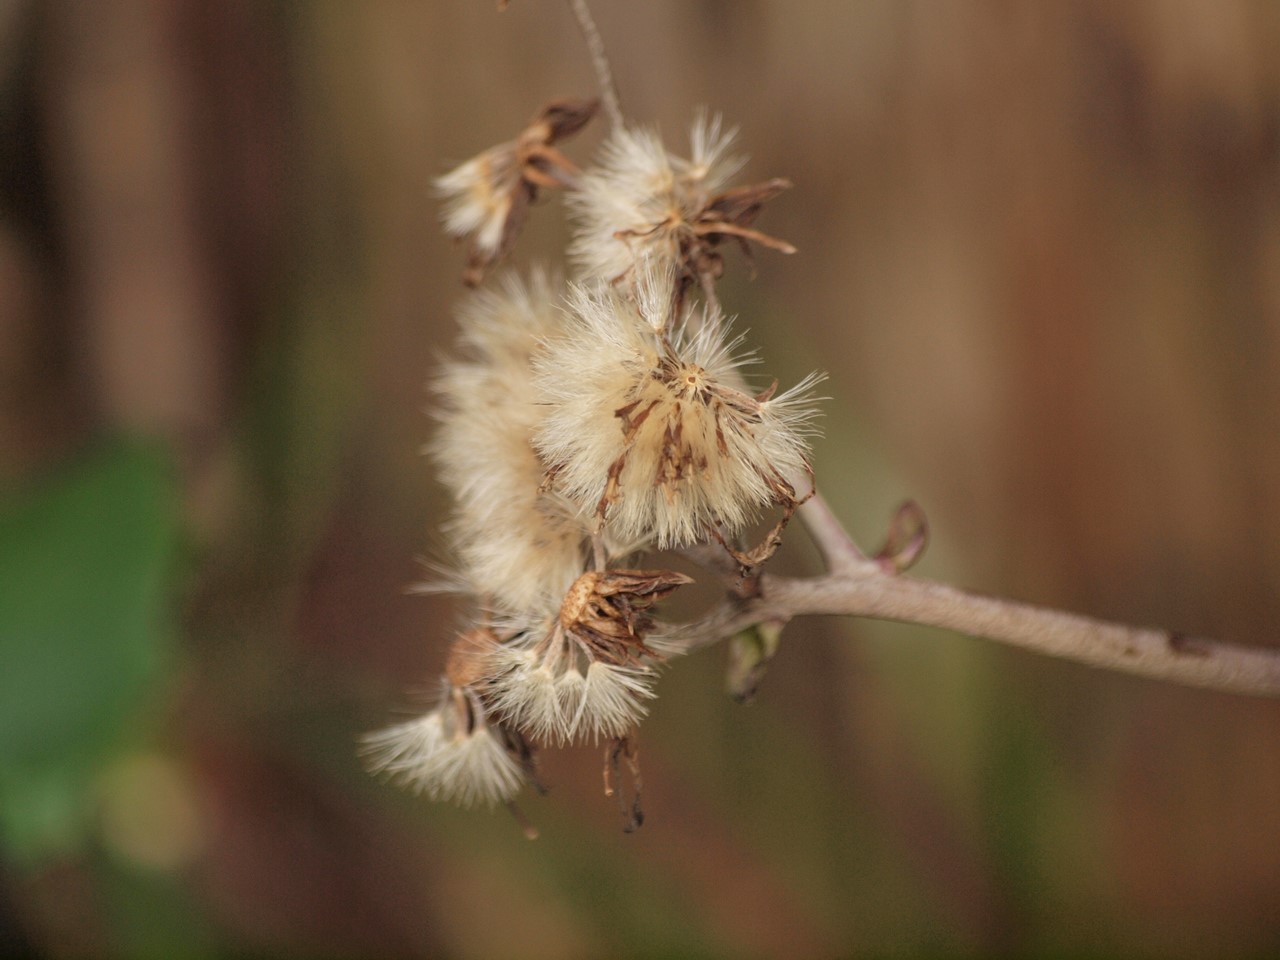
[[725, 619, 785, 703]]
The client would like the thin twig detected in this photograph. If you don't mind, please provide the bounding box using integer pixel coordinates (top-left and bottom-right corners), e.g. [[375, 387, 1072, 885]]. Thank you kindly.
[[566, 0, 624, 129], [795, 485, 873, 573], [670, 569, 1280, 698]]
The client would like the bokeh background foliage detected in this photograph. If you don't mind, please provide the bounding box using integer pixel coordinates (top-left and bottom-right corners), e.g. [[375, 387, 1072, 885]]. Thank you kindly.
[[1, 1, 1279, 957], [0, 441, 177, 864]]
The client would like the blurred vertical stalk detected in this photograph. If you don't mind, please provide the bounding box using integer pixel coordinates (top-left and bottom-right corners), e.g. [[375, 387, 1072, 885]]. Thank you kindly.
[[44, 0, 227, 454]]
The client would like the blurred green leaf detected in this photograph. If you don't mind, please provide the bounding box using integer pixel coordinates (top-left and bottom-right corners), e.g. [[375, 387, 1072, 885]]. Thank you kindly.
[[101, 851, 216, 960], [0, 440, 179, 862]]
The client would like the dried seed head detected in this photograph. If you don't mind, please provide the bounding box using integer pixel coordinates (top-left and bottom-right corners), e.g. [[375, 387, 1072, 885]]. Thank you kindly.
[[534, 281, 823, 548], [484, 570, 689, 744], [432, 271, 597, 611], [438, 98, 598, 286], [568, 112, 793, 296], [361, 679, 528, 807], [484, 626, 656, 745], [559, 569, 693, 663]]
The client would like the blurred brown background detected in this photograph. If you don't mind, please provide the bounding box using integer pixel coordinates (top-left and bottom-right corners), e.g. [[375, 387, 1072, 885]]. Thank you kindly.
[[1, 1, 1278, 957]]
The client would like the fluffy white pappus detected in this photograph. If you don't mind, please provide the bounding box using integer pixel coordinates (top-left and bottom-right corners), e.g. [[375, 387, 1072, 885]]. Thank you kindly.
[[361, 685, 525, 807], [447, 268, 565, 376], [431, 269, 564, 436], [628, 255, 681, 333], [567, 113, 744, 284], [431, 271, 595, 611], [636, 625, 687, 660], [484, 622, 658, 745], [446, 494, 593, 614], [435, 392, 592, 611], [573, 661, 658, 741], [533, 283, 822, 548], [435, 143, 521, 258]]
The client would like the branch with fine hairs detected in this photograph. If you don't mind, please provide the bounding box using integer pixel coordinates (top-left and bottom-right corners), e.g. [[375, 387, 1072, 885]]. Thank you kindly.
[[552, 0, 1280, 699], [671, 499, 1280, 699], [566, 0, 623, 130], [795, 483, 873, 573]]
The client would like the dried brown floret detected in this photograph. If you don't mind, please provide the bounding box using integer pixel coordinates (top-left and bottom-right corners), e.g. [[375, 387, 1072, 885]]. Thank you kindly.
[[437, 98, 599, 286]]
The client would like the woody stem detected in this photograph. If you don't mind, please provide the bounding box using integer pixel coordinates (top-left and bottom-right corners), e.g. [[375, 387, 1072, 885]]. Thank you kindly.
[[793, 480, 873, 572], [566, 0, 624, 129], [670, 566, 1280, 699]]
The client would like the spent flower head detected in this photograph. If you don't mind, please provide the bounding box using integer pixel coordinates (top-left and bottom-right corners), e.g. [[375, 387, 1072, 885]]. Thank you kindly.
[[362, 629, 532, 807], [431, 270, 597, 611], [568, 113, 794, 299], [483, 570, 690, 744], [534, 277, 822, 548], [437, 98, 598, 286]]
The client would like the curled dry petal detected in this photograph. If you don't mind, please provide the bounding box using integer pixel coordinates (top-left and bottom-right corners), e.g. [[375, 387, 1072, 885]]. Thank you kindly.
[[874, 500, 929, 574]]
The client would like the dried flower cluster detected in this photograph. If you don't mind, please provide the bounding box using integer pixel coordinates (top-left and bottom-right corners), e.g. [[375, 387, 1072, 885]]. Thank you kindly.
[[364, 60, 821, 828], [363, 0, 1280, 838]]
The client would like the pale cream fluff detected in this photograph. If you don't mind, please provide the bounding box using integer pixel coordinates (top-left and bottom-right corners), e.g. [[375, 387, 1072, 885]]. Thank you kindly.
[[431, 271, 595, 611], [533, 281, 822, 548], [436, 144, 522, 261], [361, 683, 525, 807], [567, 113, 745, 284], [484, 617, 659, 744]]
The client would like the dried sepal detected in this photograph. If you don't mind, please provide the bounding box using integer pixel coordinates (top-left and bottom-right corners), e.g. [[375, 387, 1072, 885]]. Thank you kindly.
[[709, 460, 814, 576], [690, 177, 796, 282], [559, 569, 693, 664], [438, 98, 599, 286], [874, 500, 929, 574]]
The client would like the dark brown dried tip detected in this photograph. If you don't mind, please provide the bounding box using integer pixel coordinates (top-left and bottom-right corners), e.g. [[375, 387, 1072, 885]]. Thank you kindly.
[[559, 569, 693, 665], [536, 98, 600, 143]]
